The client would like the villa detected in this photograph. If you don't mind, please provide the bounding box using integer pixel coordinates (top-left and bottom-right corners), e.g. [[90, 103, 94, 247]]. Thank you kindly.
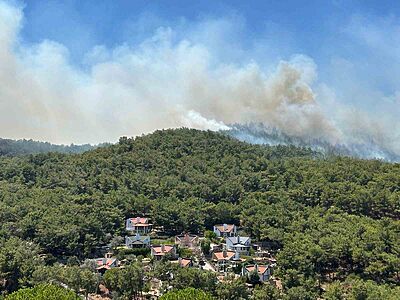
[[213, 224, 237, 237], [126, 216, 153, 234], [226, 235, 251, 254], [151, 244, 176, 260], [175, 233, 199, 249], [212, 249, 241, 271], [125, 233, 151, 248], [95, 254, 119, 274], [242, 264, 271, 282], [172, 257, 193, 268]]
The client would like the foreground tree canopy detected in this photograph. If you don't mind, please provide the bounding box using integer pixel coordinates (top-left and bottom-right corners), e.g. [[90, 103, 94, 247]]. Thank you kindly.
[[160, 287, 214, 300], [0, 128, 399, 297], [4, 284, 79, 300]]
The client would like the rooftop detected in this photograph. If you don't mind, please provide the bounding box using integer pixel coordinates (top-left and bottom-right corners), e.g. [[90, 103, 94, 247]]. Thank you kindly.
[[245, 265, 269, 274], [215, 224, 235, 233]]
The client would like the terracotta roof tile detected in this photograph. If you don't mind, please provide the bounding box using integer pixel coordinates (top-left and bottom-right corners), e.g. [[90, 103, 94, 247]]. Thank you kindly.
[[215, 224, 235, 233], [245, 265, 269, 274], [129, 217, 149, 225], [152, 245, 174, 255], [213, 250, 236, 260]]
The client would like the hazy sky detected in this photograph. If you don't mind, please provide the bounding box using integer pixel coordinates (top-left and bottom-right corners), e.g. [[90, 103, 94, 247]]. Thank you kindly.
[[1, 0, 399, 153]]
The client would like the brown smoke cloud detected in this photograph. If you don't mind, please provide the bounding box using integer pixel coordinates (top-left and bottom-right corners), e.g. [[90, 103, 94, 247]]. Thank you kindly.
[[0, 1, 399, 157]]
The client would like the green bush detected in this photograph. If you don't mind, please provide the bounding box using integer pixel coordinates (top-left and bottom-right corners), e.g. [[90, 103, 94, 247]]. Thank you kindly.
[[5, 284, 79, 300], [160, 288, 214, 300], [117, 247, 150, 258]]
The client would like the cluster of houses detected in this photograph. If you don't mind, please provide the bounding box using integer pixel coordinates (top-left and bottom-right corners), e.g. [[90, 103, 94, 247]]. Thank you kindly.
[[211, 224, 274, 282], [94, 216, 275, 284]]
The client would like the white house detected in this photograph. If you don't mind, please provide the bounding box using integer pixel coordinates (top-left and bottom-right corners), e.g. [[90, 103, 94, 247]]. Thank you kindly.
[[226, 235, 251, 254], [213, 224, 237, 237], [242, 264, 271, 282], [126, 216, 153, 234], [125, 233, 151, 248]]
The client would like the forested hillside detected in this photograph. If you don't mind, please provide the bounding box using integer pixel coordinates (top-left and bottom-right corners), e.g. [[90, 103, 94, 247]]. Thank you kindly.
[[0, 128, 399, 298], [0, 138, 96, 156]]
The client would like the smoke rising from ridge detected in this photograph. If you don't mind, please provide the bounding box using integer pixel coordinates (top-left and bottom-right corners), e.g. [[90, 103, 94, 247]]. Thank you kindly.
[[0, 1, 399, 159]]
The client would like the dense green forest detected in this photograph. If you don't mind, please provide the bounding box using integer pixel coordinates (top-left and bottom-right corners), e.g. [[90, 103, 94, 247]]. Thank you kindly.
[[0, 138, 97, 156], [0, 128, 399, 298]]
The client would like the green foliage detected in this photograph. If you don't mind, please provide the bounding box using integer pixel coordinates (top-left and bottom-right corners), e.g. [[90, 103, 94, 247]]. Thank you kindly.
[[248, 270, 261, 285], [252, 284, 283, 300], [204, 230, 217, 240], [201, 239, 211, 255], [0, 129, 399, 296], [177, 247, 193, 258], [0, 237, 44, 293], [216, 277, 249, 300], [160, 287, 214, 300], [324, 278, 400, 300], [284, 286, 318, 300], [104, 262, 144, 299], [5, 284, 78, 300], [116, 247, 150, 259], [28, 265, 99, 299], [0, 138, 96, 156], [169, 267, 217, 293]]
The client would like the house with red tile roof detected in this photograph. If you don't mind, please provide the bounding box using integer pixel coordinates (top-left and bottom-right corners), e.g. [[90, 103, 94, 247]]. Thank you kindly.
[[95, 256, 119, 274], [213, 224, 237, 237], [126, 216, 153, 234], [172, 257, 193, 268], [242, 264, 271, 282], [151, 244, 176, 260], [212, 249, 240, 271], [175, 233, 199, 249]]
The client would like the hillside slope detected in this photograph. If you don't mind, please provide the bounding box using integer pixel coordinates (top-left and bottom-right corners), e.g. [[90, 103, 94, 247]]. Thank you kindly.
[[0, 128, 399, 296], [0, 137, 96, 156], [223, 123, 400, 162]]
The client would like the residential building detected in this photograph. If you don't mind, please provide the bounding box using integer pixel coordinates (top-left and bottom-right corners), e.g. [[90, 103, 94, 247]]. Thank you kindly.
[[242, 264, 271, 282], [172, 257, 193, 268], [175, 233, 199, 248], [125, 233, 151, 248], [213, 224, 237, 237], [212, 249, 240, 272], [95, 256, 119, 274], [126, 216, 153, 234], [151, 244, 176, 260], [226, 235, 251, 254]]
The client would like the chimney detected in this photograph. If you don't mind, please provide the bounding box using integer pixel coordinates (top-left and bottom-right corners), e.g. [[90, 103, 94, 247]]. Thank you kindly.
[[136, 217, 140, 223], [255, 264, 258, 272], [178, 257, 182, 266], [223, 249, 227, 258], [223, 223, 227, 231], [161, 244, 165, 252]]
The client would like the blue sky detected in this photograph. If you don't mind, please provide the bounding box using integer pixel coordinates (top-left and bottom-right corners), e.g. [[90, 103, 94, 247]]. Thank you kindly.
[[18, 1, 399, 61], [1, 0, 399, 153], [17, 0, 400, 102]]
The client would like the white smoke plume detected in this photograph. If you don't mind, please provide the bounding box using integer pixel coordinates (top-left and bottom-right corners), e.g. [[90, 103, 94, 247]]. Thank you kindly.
[[0, 1, 399, 159]]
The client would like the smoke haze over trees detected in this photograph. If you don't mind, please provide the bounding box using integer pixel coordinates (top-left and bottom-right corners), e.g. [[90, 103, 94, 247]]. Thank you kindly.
[[0, 138, 96, 156], [0, 1, 399, 159]]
